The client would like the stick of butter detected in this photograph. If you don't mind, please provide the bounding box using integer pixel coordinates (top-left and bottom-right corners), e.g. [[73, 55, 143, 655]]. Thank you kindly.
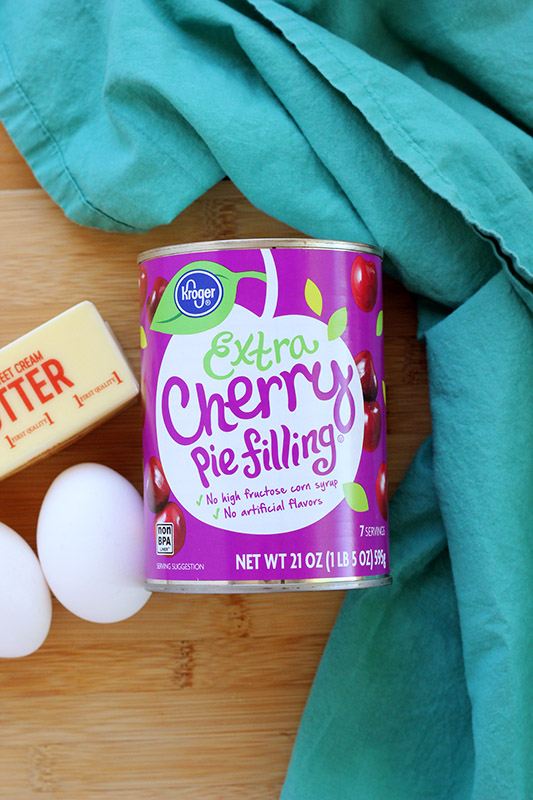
[[0, 302, 139, 481]]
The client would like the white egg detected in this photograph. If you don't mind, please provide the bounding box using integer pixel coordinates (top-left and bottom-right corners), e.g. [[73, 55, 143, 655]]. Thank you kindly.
[[0, 522, 52, 658], [37, 463, 150, 623]]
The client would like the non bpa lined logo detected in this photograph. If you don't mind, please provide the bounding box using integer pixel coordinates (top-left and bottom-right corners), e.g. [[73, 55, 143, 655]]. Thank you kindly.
[[174, 270, 223, 318]]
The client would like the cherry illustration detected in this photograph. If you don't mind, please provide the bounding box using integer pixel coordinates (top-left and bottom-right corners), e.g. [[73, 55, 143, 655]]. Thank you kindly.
[[147, 277, 168, 323], [351, 255, 378, 312], [376, 462, 388, 521], [139, 263, 148, 309], [354, 350, 378, 402], [145, 456, 170, 513], [154, 502, 186, 555], [363, 401, 381, 452]]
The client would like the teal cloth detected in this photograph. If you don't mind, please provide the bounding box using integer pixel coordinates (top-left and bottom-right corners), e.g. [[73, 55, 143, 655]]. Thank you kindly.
[[1, 1, 532, 797]]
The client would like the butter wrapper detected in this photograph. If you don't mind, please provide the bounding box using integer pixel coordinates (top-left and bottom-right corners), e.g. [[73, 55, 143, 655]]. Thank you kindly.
[[0, 302, 138, 480]]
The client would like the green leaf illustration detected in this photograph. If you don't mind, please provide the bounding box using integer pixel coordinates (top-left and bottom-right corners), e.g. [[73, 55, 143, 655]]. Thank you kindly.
[[327, 307, 347, 340], [140, 325, 147, 349], [343, 482, 369, 512], [382, 380, 387, 405], [305, 278, 323, 316], [376, 310, 383, 337], [150, 261, 266, 335]]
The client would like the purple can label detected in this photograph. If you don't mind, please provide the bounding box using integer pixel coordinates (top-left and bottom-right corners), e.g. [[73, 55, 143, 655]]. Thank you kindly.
[[140, 243, 390, 589]]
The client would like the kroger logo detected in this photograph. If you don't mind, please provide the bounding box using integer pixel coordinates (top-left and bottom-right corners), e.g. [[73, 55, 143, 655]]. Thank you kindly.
[[174, 270, 223, 318]]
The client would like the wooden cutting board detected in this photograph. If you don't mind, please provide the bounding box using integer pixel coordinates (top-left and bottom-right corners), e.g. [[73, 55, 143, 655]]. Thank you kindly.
[[0, 122, 431, 799]]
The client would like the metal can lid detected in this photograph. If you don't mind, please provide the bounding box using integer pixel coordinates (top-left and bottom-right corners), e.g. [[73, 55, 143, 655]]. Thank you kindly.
[[137, 237, 383, 264]]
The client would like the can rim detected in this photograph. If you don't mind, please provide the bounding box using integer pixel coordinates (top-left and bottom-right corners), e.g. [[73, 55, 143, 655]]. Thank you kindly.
[[137, 237, 383, 264], [145, 574, 392, 593]]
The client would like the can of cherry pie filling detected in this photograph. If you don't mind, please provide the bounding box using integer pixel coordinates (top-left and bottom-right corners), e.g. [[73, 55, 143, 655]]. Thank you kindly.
[[139, 239, 390, 592]]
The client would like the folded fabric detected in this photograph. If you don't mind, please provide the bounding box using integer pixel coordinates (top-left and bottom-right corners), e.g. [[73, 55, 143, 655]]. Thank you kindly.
[[1, 1, 532, 797]]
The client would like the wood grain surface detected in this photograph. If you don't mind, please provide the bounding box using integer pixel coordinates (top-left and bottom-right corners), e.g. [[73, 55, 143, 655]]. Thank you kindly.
[[0, 121, 431, 799]]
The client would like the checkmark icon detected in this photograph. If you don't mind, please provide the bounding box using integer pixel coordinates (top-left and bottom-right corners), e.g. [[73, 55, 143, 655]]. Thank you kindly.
[[213, 508, 220, 520], [196, 494, 203, 506]]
